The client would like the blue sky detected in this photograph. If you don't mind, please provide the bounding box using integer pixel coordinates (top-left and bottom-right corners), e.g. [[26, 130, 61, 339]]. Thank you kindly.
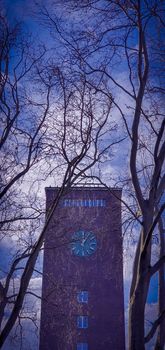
[[5, 0, 31, 22], [1, 1, 164, 349]]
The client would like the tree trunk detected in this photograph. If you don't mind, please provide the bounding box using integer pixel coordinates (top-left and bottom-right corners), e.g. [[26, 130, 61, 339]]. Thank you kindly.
[[154, 213, 165, 350], [154, 267, 165, 350], [129, 212, 153, 350], [129, 273, 150, 350]]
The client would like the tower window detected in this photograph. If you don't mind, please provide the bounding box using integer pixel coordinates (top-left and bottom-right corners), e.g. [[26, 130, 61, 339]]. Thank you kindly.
[[77, 291, 88, 303], [77, 343, 88, 350], [77, 316, 88, 329]]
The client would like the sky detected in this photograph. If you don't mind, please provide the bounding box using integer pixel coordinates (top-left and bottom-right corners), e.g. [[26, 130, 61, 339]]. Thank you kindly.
[[5, 0, 35, 25], [0, 1, 164, 349]]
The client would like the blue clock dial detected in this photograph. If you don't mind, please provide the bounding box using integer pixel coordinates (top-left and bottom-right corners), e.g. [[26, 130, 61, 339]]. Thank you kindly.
[[71, 230, 97, 257]]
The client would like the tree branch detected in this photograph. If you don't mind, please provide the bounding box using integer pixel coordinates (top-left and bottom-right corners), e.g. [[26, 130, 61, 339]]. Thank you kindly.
[[145, 310, 165, 343]]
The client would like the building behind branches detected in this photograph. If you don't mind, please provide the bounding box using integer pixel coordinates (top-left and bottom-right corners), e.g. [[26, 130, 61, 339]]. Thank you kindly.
[[39, 186, 125, 350]]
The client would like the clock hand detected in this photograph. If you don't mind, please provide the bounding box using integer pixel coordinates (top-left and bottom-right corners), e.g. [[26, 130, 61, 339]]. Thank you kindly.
[[82, 233, 91, 244], [82, 238, 88, 245]]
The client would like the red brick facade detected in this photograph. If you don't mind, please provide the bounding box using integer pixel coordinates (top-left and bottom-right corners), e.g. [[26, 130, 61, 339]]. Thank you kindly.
[[39, 187, 125, 350]]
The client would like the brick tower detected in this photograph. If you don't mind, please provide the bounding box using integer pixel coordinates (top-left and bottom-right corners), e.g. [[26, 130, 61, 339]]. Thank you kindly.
[[39, 187, 125, 350]]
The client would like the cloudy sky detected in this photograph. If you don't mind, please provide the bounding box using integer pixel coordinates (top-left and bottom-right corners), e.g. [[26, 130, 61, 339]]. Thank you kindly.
[[1, 1, 164, 349]]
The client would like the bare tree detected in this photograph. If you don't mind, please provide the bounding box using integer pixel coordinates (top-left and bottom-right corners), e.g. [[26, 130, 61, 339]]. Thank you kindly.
[[0, 11, 50, 347], [39, 1, 165, 349], [0, 11, 122, 347]]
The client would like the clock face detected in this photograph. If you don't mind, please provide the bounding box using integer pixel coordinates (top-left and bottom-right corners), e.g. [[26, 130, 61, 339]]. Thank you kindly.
[[71, 230, 97, 257]]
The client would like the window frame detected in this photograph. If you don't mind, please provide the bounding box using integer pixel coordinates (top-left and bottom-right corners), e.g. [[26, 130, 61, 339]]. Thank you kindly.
[[77, 291, 88, 303], [77, 315, 88, 329]]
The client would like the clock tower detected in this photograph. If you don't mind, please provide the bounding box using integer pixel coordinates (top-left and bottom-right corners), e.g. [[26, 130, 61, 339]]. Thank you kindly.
[[39, 186, 125, 350]]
